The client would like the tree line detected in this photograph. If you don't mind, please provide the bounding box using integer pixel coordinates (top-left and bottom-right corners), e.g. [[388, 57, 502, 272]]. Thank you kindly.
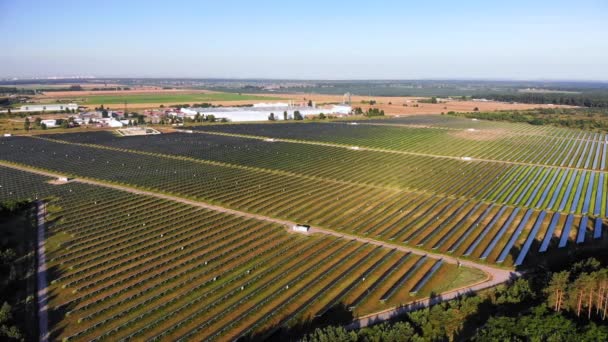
[[353, 107, 385, 117], [449, 108, 608, 132], [0, 200, 36, 341], [477, 92, 608, 108]]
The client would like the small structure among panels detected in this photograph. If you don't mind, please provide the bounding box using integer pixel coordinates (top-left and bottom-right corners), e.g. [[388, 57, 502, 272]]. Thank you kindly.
[[293, 224, 310, 233]]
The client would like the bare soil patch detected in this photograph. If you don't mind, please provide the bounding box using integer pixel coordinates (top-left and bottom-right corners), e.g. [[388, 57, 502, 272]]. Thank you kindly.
[[449, 128, 510, 141]]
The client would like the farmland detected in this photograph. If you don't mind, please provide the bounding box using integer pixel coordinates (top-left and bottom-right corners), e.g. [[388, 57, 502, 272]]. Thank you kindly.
[[1, 114, 607, 340], [37, 92, 282, 106]]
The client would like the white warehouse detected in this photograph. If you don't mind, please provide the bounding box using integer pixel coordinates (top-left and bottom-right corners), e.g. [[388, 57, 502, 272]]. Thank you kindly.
[[179, 104, 352, 122], [19, 103, 78, 112]]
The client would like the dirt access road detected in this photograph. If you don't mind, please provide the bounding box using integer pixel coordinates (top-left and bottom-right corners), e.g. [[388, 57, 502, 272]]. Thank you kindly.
[[2, 162, 515, 330]]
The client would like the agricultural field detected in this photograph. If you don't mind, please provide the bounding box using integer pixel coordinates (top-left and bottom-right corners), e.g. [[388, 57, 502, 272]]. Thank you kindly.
[[37, 92, 282, 106], [0, 166, 482, 341], [1, 114, 608, 340]]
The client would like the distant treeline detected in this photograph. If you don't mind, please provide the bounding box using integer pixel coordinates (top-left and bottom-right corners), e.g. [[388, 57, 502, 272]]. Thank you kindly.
[[0, 87, 35, 95], [478, 92, 608, 108], [88, 87, 131, 91], [449, 108, 608, 131]]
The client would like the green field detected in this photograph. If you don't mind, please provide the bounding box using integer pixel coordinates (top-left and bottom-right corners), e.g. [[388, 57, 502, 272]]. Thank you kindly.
[[55, 92, 283, 105]]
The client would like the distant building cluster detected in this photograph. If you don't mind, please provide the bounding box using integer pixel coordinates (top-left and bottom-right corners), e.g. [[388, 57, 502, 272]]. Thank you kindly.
[[178, 103, 352, 122]]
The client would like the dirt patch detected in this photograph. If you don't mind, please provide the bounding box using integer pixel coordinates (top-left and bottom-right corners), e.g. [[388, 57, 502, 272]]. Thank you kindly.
[[449, 128, 510, 141]]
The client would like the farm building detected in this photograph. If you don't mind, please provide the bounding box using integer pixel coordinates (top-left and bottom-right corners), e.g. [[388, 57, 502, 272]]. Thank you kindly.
[[19, 103, 78, 112], [179, 104, 352, 122]]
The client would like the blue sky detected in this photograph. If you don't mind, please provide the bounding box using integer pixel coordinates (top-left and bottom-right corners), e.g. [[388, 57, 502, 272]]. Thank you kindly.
[[0, 0, 607, 80]]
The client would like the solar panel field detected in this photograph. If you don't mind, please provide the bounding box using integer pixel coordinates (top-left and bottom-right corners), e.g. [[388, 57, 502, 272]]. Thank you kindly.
[[1, 114, 607, 340]]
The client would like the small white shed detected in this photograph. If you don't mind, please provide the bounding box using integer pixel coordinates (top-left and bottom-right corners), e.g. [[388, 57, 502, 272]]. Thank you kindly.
[[293, 224, 310, 233]]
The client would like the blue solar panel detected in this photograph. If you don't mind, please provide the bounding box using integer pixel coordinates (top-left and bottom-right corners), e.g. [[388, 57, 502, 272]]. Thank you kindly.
[[535, 170, 559, 208], [582, 172, 595, 214], [593, 141, 601, 170], [594, 218, 603, 239], [584, 141, 595, 169], [560, 139, 578, 166], [496, 209, 533, 263], [548, 171, 569, 209], [577, 216, 588, 244], [595, 173, 604, 216], [526, 170, 550, 207], [558, 170, 577, 211], [447, 204, 494, 253], [418, 201, 470, 247], [559, 214, 575, 248], [433, 202, 482, 249], [570, 171, 587, 212], [576, 140, 590, 168], [410, 259, 443, 294], [349, 252, 410, 309], [514, 211, 547, 266], [504, 167, 535, 204], [481, 167, 518, 200], [389, 198, 448, 241], [380, 255, 427, 301], [540, 212, 561, 252], [513, 168, 543, 205], [602, 141, 607, 170], [481, 208, 521, 260], [464, 206, 507, 256]]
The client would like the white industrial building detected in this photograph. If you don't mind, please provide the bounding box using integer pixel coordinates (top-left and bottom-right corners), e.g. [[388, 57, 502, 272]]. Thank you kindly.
[[179, 104, 352, 122], [19, 103, 78, 112], [40, 119, 58, 128]]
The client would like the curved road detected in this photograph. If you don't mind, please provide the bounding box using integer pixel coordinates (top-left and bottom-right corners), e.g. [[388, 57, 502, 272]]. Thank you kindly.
[[3, 162, 515, 331]]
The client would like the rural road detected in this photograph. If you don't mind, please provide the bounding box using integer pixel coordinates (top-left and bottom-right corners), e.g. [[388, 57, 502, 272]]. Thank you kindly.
[[3, 162, 514, 330], [36, 200, 50, 342]]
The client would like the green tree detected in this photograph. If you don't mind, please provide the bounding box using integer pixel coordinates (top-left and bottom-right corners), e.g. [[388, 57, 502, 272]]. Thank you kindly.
[[268, 113, 276, 121], [0, 302, 21, 340], [294, 111, 303, 120], [546, 271, 570, 312], [283, 111, 288, 120], [303, 326, 357, 342], [23, 118, 30, 131]]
